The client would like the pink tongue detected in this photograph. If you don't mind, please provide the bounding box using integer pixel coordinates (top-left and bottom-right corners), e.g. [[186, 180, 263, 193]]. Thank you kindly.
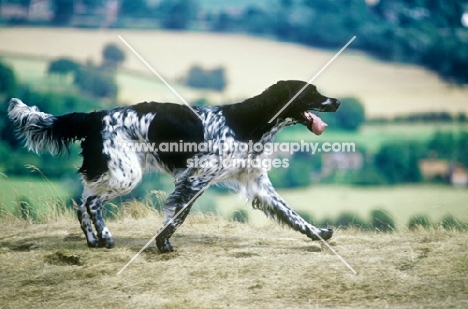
[[309, 113, 328, 135]]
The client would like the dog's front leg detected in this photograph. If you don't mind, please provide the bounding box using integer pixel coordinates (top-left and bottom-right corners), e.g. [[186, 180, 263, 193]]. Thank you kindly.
[[251, 174, 333, 241], [156, 174, 211, 253]]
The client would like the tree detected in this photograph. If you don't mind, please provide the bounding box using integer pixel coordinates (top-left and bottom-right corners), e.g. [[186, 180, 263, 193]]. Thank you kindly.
[[47, 58, 80, 77], [182, 65, 227, 91], [74, 65, 118, 98], [120, 0, 147, 17], [51, 0, 74, 25], [243, 6, 271, 34], [428, 131, 468, 168], [0, 62, 17, 149], [0, 61, 16, 103], [374, 142, 423, 184], [282, 152, 312, 188], [102, 43, 125, 70], [159, 0, 198, 30], [335, 98, 365, 131]]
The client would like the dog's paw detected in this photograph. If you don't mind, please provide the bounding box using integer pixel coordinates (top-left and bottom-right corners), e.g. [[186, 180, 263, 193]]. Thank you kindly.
[[99, 237, 115, 249], [310, 228, 333, 241], [86, 238, 100, 248], [156, 237, 174, 253]]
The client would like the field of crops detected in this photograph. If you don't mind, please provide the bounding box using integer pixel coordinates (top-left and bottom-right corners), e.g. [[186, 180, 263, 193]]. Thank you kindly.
[[1, 27, 468, 118]]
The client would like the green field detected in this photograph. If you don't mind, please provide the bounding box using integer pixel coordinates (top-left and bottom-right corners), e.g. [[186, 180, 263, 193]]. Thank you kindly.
[[214, 184, 468, 230], [1, 27, 468, 118], [276, 122, 468, 152], [0, 175, 74, 221], [2, 172, 467, 232]]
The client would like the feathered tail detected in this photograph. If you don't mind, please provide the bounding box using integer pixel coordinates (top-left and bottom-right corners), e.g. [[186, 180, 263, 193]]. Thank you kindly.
[[7, 98, 104, 155]]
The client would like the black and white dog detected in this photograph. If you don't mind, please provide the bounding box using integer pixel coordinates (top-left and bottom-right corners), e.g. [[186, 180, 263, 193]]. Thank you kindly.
[[8, 80, 340, 252]]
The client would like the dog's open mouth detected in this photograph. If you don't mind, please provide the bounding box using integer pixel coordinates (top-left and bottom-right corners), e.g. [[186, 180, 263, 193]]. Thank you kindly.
[[302, 111, 328, 136]]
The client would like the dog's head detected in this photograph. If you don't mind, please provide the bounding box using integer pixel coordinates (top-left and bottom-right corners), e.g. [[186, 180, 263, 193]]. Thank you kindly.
[[268, 80, 340, 134]]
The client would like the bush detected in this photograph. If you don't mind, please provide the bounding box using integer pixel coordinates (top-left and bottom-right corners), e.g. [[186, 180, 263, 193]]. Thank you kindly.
[[47, 58, 80, 76], [370, 209, 395, 232], [231, 209, 249, 223], [374, 142, 424, 184], [408, 214, 432, 230], [74, 65, 118, 98], [16, 196, 38, 222], [0, 61, 16, 102], [182, 65, 227, 91], [335, 98, 365, 131], [440, 214, 467, 232], [335, 212, 368, 229], [159, 0, 198, 30], [349, 168, 388, 186], [102, 43, 126, 69]]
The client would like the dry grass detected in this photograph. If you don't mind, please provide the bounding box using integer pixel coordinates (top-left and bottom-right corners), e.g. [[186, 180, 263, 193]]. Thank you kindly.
[[0, 204, 467, 308], [1, 28, 468, 117]]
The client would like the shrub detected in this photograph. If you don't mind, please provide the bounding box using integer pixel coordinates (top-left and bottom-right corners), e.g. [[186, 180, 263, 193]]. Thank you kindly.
[[16, 196, 38, 221], [440, 214, 468, 232], [370, 209, 395, 232], [47, 58, 80, 76], [374, 142, 424, 184], [182, 65, 227, 91], [74, 65, 118, 98], [335, 211, 368, 229], [335, 98, 365, 131], [0, 61, 16, 102], [102, 43, 125, 69], [232, 209, 249, 223], [408, 214, 432, 230]]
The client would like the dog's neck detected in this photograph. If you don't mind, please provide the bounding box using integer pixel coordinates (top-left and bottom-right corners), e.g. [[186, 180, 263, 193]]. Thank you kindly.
[[220, 85, 298, 142]]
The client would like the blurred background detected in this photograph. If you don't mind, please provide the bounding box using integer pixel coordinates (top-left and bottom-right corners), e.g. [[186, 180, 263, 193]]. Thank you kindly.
[[0, 0, 467, 231]]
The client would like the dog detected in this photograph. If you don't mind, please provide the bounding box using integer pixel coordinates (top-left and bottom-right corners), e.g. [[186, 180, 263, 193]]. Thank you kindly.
[[8, 80, 340, 252]]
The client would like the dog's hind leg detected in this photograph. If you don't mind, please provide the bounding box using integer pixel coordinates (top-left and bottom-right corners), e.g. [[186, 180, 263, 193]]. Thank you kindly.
[[78, 186, 115, 248], [251, 174, 333, 241], [78, 161, 143, 249], [155, 173, 212, 253], [77, 196, 100, 248], [86, 195, 115, 248]]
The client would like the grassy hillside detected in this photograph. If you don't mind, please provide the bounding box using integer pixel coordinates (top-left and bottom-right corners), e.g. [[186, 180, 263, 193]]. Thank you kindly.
[[215, 184, 468, 230], [1, 28, 468, 118], [0, 175, 74, 222], [0, 211, 467, 308], [3, 173, 466, 232]]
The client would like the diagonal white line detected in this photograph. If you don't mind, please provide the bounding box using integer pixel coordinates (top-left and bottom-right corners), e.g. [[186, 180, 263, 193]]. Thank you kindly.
[[117, 182, 211, 275], [116, 34, 356, 276], [313, 230, 357, 275], [268, 36, 356, 123], [118, 35, 203, 121]]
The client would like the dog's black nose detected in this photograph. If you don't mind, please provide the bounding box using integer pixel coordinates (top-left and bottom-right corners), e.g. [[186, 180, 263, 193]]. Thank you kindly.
[[335, 99, 341, 107]]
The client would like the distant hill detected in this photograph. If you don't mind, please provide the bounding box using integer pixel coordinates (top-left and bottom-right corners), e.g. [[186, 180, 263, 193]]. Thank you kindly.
[[197, 0, 270, 11], [1, 28, 468, 118]]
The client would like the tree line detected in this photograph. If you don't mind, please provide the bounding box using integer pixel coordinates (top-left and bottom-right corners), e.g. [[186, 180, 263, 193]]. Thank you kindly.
[[7, 0, 463, 84]]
